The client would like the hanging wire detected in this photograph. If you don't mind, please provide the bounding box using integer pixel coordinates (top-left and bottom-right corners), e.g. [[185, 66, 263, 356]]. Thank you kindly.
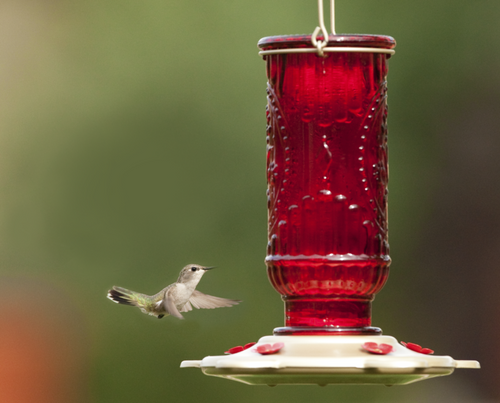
[[330, 0, 336, 35], [258, 0, 395, 56], [311, 0, 336, 56]]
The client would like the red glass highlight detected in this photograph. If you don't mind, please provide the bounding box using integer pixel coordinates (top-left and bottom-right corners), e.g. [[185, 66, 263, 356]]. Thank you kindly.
[[259, 35, 395, 335]]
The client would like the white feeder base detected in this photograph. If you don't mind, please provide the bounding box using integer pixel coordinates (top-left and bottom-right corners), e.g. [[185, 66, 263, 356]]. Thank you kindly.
[[180, 335, 479, 386]]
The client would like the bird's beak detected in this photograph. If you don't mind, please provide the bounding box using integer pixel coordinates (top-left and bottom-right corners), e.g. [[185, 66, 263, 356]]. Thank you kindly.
[[203, 266, 216, 271]]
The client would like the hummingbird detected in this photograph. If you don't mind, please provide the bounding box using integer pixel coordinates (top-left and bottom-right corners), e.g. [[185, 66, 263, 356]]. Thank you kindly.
[[106, 264, 240, 319]]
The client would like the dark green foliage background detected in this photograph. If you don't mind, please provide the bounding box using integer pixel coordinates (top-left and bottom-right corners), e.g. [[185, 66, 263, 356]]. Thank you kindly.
[[1, 0, 499, 401]]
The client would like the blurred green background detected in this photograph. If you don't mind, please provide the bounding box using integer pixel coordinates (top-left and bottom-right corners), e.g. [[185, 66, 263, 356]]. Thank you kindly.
[[0, 0, 499, 402]]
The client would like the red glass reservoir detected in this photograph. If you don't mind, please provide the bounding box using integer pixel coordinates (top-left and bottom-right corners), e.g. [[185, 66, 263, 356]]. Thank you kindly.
[[259, 34, 396, 335]]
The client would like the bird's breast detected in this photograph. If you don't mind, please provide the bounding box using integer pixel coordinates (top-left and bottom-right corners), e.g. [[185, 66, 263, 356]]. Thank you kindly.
[[172, 283, 193, 305]]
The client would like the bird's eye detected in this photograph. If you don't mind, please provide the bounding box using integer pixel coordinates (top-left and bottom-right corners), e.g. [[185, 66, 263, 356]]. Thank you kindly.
[[191, 267, 197, 271]]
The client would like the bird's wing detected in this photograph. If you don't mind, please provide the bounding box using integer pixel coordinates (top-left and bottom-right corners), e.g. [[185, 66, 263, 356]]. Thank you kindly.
[[163, 289, 184, 319], [188, 290, 241, 310], [180, 300, 193, 312]]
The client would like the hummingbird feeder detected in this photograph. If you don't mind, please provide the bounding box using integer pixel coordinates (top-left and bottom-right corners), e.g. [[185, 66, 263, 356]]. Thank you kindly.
[[181, 0, 479, 385]]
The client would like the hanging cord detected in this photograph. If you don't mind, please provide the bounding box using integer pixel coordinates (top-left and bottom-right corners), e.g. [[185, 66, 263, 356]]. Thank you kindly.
[[311, 0, 336, 56]]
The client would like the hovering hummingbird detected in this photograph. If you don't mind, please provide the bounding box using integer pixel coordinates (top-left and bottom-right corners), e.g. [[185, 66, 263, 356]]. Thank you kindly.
[[107, 264, 240, 319]]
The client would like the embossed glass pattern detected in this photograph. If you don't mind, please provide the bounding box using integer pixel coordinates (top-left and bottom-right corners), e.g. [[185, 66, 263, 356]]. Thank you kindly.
[[259, 35, 395, 335]]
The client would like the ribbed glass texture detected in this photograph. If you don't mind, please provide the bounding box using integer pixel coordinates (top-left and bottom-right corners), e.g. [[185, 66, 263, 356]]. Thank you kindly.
[[259, 35, 395, 334]]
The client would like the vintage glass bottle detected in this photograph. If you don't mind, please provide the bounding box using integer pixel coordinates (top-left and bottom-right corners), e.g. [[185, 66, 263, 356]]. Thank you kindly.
[[259, 34, 396, 335]]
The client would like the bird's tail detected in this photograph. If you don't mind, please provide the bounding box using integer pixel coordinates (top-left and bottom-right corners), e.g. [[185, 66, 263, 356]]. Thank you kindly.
[[107, 286, 142, 307]]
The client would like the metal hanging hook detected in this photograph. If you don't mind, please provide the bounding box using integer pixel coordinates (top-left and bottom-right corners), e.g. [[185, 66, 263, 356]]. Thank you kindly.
[[311, 0, 336, 56], [258, 0, 395, 57], [330, 0, 336, 35]]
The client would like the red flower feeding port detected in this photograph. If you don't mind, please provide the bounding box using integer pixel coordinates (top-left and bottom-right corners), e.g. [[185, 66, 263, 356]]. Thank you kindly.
[[362, 342, 393, 355], [181, 0, 479, 385]]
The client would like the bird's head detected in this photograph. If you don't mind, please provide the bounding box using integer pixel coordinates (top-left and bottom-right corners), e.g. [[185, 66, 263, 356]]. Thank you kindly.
[[177, 264, 215, 284]]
